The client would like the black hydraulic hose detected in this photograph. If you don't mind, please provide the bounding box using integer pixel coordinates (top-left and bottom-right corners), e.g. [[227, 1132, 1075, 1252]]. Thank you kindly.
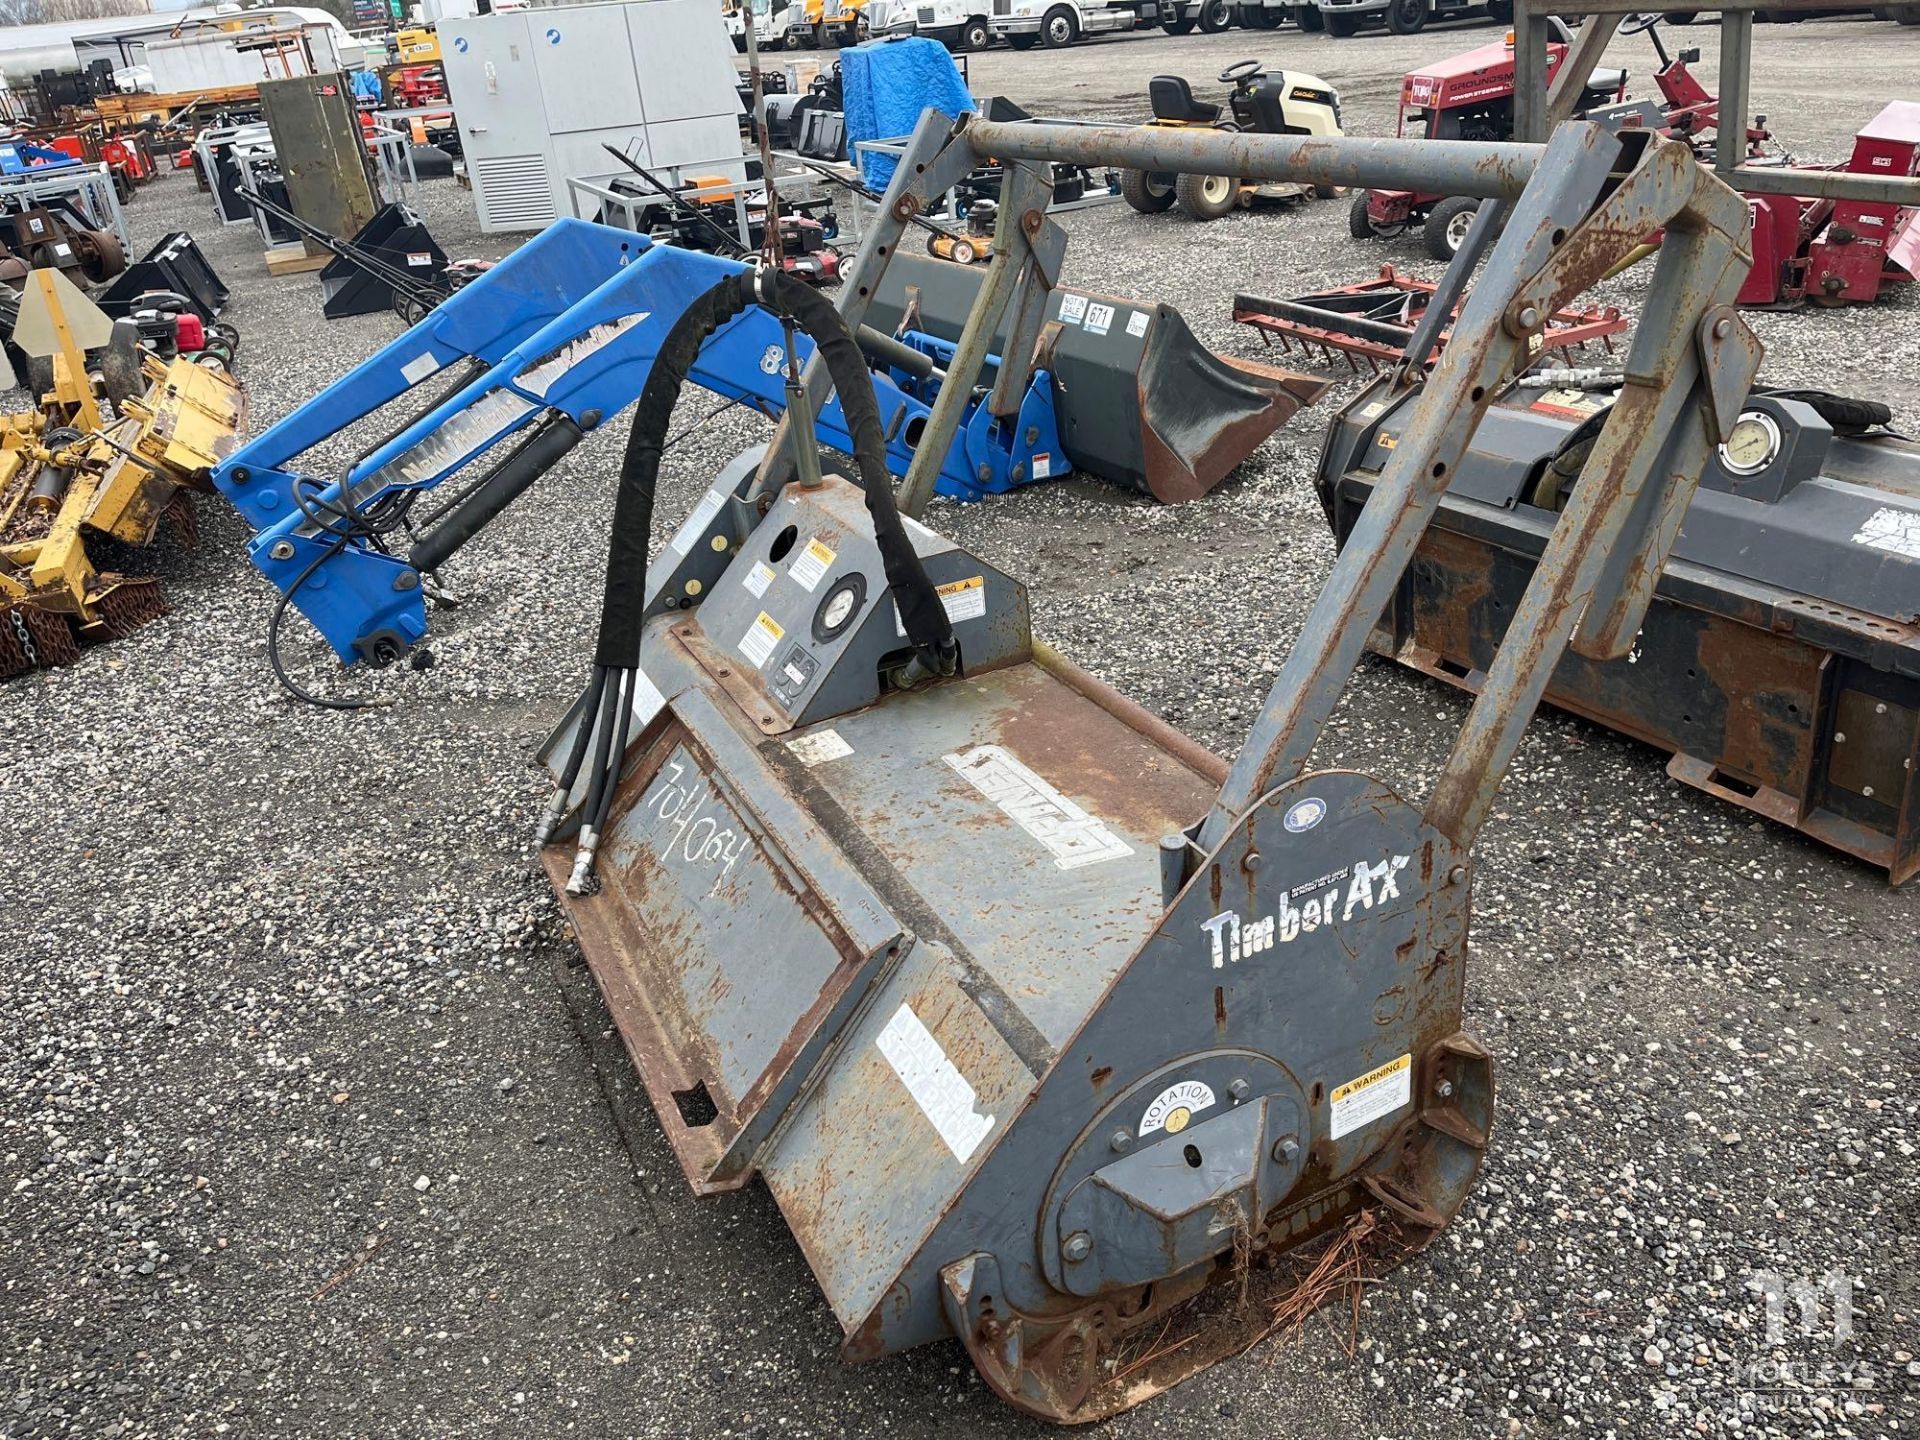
[[1757, 388, 1894, 435], [407, 412, 588, 574], [589, 671, 637, 840], [533, 663, 609, 846], [594, 266, 955, 674], [553, 264, 958, 890]]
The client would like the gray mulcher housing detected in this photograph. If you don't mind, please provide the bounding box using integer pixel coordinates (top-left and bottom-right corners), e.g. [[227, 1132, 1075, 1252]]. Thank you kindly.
[[534, 108, 1783, 1420], [1318, 379, 1920, 883], [545, 460, 1491, 1420]]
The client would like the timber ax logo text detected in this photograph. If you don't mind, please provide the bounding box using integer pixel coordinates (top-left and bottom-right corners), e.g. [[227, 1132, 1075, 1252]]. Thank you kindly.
[[1200, 853, 1410, 968]]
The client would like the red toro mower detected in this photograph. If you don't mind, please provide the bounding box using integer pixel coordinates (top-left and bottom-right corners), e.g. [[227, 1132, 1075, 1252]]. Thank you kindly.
[[1349, 21, 1633, 259]]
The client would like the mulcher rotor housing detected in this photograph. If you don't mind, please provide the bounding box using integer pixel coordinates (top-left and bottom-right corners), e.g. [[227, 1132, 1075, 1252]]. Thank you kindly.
[[216, 100, 1768, 1419], [522, 111, 1763, 1420]]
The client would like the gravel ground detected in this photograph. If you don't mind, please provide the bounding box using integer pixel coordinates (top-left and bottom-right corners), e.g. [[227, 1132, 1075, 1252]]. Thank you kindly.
[[3, 15, 1917, 1439]]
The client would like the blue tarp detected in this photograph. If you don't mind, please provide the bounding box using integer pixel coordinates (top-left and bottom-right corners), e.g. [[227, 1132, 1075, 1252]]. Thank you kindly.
[[839, 37, 975, 192]]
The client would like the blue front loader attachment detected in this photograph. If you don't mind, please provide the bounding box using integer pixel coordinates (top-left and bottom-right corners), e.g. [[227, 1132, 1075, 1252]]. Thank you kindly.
[[212, 220, 1063, 665]]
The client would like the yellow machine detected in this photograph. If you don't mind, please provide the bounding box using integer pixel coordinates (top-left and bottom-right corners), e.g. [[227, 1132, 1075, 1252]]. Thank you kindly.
[[0, 271, 247, 679], [820, 0, 872, 43], [396, 25, 442, 62]]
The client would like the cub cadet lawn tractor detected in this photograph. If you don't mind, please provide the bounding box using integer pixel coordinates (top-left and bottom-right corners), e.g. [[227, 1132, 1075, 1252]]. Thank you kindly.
[[216, 102, 1763, 1422], [1121, 60, 1343, 222]]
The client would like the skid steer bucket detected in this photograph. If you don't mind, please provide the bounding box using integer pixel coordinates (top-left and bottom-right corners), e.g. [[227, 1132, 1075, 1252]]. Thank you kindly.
[[96, 231, 229, 323], [866, 253, 1328, 503]]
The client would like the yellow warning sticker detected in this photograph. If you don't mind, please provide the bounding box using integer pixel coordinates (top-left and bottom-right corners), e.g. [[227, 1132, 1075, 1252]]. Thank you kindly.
[[895, 576, 987, 636], [738, 611, 784, 669], [1329, 1053, 1411, 1140], [789, 536, 836, 592]]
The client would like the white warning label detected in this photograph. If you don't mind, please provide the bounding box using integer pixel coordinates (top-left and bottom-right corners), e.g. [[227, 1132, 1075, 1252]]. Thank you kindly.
[[1852, 506, 1920, 560], [787, 729, 852, 766], [942, 743, 1133, 870], [875, 1003, 996, 1164], [738, 611, 784, 668], [743, 560, 775, 598], [1329, 1053, 1412, 1140], [669, 486, 728, 556], [399, 350, 444, 385], [629, 666, 666, 726], [893, 575, 987, 636]]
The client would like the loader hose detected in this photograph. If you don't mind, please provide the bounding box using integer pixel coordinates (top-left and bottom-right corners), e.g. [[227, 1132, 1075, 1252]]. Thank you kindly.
[[594, 266, 955, 675], [557, 265, 956, 892], [1755, 388, 1895, 436]]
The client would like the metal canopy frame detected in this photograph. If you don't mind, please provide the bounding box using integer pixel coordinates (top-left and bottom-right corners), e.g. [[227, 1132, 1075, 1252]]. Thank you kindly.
[[1515, 0, 1920, 206], [757, 109, 1761, 872]]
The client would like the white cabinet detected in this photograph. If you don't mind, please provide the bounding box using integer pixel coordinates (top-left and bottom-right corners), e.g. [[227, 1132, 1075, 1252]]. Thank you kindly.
[[442, 0, 745, 234]]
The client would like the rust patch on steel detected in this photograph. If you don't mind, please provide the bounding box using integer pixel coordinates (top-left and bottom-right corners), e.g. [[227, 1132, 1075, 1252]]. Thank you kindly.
[[1386, 521, 1920, 879]]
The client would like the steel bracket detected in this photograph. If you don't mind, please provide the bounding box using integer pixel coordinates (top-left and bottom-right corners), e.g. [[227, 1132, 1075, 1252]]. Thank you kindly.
[[1694, 304, 1764, 443]]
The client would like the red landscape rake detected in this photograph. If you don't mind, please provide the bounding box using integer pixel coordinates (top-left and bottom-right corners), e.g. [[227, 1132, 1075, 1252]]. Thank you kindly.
[[1233, 266, 1627, 373]]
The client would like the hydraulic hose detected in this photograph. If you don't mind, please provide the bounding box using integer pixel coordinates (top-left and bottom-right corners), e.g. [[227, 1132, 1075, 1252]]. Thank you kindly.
[[594, 265, 955, 674], [555, 265, 957, 891]]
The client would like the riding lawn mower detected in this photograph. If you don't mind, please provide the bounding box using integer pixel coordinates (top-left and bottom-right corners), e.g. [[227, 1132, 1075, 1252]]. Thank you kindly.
[[1349, 19, 1639, 259], [1122, 60, 1343, 222]]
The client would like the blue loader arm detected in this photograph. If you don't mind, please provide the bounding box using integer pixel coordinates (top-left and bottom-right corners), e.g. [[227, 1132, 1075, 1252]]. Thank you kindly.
[[212, 220, 1060, 667]]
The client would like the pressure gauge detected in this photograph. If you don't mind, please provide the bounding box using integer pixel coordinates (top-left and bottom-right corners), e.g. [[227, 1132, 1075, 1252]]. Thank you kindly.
[[1718, 409, 1782, 477], [812, 572, 867, 643], [821, 587, 858, 631]]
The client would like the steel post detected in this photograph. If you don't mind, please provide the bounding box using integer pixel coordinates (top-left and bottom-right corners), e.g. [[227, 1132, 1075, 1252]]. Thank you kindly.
[[894, 191, 1035, 518], [1718, 8, 1752, 182], [1422, 187, 1754, 851], [983, 164, 1066, 420], [1194, 126, 1757, 856], [1397, 199, 1507, 380], [1193, 122, 1634, 852], [1513, 0, 1552, 146]]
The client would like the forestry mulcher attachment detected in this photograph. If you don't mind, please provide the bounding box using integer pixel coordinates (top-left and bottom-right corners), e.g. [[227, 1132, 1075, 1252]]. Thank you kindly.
[[1319, 375, 1920, 883], [215, 111, 1760, 1420]]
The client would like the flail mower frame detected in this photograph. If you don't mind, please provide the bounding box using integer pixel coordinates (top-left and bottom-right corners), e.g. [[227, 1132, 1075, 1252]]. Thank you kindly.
[[219, 105, 1767, 1422]]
